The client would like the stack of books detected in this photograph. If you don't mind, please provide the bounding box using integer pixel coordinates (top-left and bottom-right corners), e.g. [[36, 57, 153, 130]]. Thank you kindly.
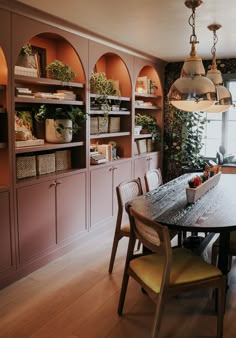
[[54, 90, 76, 100], [16, 87, 34, 98]]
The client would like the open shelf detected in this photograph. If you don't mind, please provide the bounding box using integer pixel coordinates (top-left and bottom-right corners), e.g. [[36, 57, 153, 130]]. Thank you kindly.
[[134, 134, 152, 139], [90, 132, 130, 139], [15, 141, 84, 154], [89, 110, 130, 115], [14, 75, 84, 88], [15, 97, 84, 105]]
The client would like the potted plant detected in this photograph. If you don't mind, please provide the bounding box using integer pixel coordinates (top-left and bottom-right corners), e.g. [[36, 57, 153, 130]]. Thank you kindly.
[[135, 113, 161, 141], [90, 72, 118, 117], [46, 60, 75, 82], [35, 104, 87, 143]]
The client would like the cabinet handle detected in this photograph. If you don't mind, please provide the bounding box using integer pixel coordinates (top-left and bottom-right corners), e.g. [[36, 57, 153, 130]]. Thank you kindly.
[[109, 167, 113, 172], [113, 167, 118, 170], [56, 181, 62, 185], [50, 182, 57, 188]]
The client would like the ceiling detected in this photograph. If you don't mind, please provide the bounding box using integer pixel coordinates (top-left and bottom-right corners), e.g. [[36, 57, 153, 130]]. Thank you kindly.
[[16, 0, 236, 63]]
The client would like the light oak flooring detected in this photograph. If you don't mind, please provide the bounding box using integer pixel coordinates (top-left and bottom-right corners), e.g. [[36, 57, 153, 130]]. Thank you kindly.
[[0, 225, 236, 338]]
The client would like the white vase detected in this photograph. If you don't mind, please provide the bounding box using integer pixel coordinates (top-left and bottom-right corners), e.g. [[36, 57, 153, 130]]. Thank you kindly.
[[45, 119, 72, 143]]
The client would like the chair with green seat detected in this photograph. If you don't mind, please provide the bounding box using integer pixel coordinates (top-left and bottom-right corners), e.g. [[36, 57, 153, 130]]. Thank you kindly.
[[118, 206, 226, 338], [108, 177, 143, 273], [211, 231, 236, 271]]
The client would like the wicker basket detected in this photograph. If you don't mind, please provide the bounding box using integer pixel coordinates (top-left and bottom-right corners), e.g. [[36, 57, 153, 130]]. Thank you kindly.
[[36, 153, 55, 175], [90, 117, 99, 134], [109, 117, 120, 133], [98, 116, 109, 133], [136, 139, 147, 154], [55, 150, 71, 171], [16, 155, 36, 179]]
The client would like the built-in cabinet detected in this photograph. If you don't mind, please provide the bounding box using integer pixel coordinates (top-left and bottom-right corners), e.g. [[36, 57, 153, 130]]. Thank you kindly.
[[90, 159, 132, 227], [0, 3, 166, 289]]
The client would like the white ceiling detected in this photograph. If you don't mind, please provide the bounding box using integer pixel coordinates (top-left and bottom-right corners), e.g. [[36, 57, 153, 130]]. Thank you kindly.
[[16, 0, 236, 62]]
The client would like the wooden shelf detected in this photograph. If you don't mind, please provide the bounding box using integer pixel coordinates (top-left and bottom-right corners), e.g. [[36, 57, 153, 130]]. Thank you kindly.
[[89, 110, 130, 115], [135, 92, 161, 99], [14, 75, 84, 88], [15, 97, 84, 105], [0, 185, 8, 193], [134, 134, 152, 139], [134, 105, 161, 110], [15, 141, 84, 154], [90, 132, 130, 139], [90, 93, 131, 101]]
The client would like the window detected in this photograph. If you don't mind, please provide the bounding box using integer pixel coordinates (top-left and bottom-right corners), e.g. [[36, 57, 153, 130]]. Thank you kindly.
[[201, 77, 236, 159]]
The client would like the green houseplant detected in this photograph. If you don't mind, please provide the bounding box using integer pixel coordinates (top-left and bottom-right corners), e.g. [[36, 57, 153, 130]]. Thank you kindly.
[[135, 113, 161, 141], [90, 72, 118, 116], [35, 104, 87, 143], [46, 60, 75, 82]]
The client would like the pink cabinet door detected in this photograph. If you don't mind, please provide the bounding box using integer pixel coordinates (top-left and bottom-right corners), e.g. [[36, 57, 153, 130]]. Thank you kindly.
[[113, 160, 132, 216], [149, 153, 160, 170], [0, 191, 13, 273], [17, 181, 56, 264], [90, 166, 113, 227], [56, 172, 86, 243]]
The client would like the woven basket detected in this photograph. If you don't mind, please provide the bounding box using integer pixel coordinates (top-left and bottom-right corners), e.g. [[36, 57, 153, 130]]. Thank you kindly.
[[90, 117, 99, 134], [109, 117, 120, 133], [16, 155, 36, 179], [36, 153, 55, 175], [55, 150, 71, 171], [98, 116, 109, 133]]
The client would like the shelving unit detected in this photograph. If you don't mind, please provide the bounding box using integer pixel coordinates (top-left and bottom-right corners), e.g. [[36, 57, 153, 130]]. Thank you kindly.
[[0, 4, 166, 289]]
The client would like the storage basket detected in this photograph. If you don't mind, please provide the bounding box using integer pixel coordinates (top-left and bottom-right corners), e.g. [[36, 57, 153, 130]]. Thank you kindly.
[[90, 117, 99, 134], [16, 155, 36, 179], [136, 139, 147, 154], [109, 117, 120, 133], [36, 153, 55, 175], [146, 138, 155, 152], [55, 150, 71, 171], [98, 116, 109, 133]]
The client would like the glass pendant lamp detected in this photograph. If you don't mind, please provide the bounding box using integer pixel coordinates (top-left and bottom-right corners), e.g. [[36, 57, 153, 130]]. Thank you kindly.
[[168, 0, 217, 112], [205, 24, 232, 113]]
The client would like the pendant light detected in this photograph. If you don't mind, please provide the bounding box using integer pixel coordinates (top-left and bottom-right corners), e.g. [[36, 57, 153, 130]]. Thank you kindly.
[[205, 24, 232, 113], [168, 0, 217, 112]]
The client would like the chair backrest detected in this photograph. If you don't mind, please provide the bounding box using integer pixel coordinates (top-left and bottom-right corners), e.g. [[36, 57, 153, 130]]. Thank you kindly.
[[117, 177, 143, 209], [129, 206, 171, 257], [144, 168, 163, 192]]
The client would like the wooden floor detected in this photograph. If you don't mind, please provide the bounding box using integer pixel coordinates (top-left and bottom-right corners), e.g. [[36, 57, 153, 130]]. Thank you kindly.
[[0, 224, 236, 338]]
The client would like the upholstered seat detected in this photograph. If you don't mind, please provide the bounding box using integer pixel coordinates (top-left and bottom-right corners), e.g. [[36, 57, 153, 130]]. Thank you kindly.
[[118, 207, 226, 338]]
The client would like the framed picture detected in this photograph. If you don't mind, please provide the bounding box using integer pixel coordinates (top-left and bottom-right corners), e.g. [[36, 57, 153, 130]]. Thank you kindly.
[[31, 46, 47, 77], [136, 76, 148, 94]]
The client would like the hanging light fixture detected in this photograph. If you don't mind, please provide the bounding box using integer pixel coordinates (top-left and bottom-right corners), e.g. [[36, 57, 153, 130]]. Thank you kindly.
[[168, 0, 217, 112], [205, 24, 232, 113]]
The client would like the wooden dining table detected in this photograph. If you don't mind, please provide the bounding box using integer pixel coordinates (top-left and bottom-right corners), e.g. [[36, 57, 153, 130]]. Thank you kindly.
[[127, 173, 236, 276]]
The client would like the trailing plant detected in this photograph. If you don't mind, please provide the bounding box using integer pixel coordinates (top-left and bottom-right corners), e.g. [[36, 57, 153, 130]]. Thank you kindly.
[[46, 60, 75, 82], [35, 104, 87, 136], [135, 113, 161, 141]]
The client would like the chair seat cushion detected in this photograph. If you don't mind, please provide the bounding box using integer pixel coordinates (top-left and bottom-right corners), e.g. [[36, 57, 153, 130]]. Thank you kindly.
[[129, 248, 222, 293]]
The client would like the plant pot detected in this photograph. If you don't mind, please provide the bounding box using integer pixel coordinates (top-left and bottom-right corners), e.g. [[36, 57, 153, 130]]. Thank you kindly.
[[34, 120, 45, 139], [140, 128, 149, 134], [45, 119, 72, 143]]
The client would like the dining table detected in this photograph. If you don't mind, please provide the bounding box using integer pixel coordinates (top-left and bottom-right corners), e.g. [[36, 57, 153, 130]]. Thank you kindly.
[[126, 173, 236, 276]]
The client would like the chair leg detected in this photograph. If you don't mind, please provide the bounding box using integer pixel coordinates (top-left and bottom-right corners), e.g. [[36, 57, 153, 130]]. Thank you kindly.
[[118, 273, 130, 315], [216, 278, 226, 338], [151, 296, 164, 338], [108, 234, 120, 273]]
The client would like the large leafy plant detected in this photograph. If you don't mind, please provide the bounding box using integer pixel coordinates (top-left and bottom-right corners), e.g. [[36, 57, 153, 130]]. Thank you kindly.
[[135, 113, 161, 141]]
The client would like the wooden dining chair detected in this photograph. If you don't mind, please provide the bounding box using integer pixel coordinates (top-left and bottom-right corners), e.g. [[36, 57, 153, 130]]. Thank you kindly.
[[108, 178, 143, 273], [211, 232, 236, 271], [144, 168, 163, 192], [118, 207, 226, 338]]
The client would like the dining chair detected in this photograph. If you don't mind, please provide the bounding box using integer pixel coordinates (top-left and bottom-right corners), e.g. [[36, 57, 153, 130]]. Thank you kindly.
[[108, 177, 143, 273], [211, 232, 236, 271], [144, 168, 163, 192], [118, 207, 226, 338]]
